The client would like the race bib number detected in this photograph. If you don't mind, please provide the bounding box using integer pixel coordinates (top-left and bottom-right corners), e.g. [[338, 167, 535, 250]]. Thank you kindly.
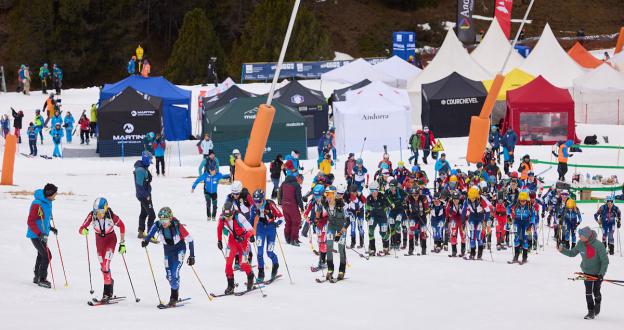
[[388, 218, 395, 225], [327, 233, 334, 240], [368, 219, 374, 226], [380, 224, 388, 232]]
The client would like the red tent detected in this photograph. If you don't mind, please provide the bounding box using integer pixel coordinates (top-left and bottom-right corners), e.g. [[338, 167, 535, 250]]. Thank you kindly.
[[504, 76, 575, 145]]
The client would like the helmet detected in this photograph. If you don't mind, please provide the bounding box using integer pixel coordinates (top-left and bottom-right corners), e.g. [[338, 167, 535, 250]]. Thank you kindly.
[[383, 153, 389, 159], [252, 189, 265, 203], [325, 185, 337, 196], [449, 175, 458, 183], [523, 154, 530, 161], [510, 172, 519, 179], [93, 197, 109, 217], [410, 186, 420, 195], [397, 161, 405, 168], [141, 151, 153, 166], [369, 181, 380, 192], [566, 199, 576, 209], [336, 182, 348, 194], [411, 165, 420, 173], [231, 181, 243, 194], [313, 185, 326, 197], [222, 201, 235, 217], [356, 158, 363, 165], [606, 195, 615, 203], [476, 162, 483, 169], [232, 149, 240, 155], [518, 191, 529, 202], [158, 207, 173, 221], [389, 179, 398, 188], [468, 186, 480, 201], [433, 192, 442, 200]]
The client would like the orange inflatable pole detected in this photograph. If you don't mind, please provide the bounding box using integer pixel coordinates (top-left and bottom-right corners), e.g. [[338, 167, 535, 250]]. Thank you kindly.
[[615, 27, 624, 54], [1, 134, 17, 185], [466, 74, 505, 163], [235, 104, 275, 192]]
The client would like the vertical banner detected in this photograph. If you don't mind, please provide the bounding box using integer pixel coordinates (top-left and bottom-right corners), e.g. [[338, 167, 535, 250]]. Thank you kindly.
[[457, 0, 476, 44], [495, 0, 514, 39]]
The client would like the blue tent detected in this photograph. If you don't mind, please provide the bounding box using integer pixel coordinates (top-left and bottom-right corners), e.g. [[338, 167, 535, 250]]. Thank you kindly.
[[99, 76, 192, 141]]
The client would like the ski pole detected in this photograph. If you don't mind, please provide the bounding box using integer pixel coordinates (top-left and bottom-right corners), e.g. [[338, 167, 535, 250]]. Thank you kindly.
[[251, 241, 268, 298], [399, 137, 403, 162], [347, 246, 369, 260], [85, 235, 94, 294], [121, 254, 140, 302], [276, 234, 294, 284], [45, 241, 56, 289], [190, 265, 213, 301], [144, 247, 163, 305], [50, 217, 68, 287], [618, 226, 622, 257], [359, 137, 367, 159]]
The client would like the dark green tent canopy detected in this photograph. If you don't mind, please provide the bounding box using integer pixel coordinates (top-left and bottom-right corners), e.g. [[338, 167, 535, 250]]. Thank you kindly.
[[203, 97, 308, 162]]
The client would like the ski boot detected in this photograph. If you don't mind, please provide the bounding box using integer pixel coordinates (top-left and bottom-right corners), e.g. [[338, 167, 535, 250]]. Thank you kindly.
[[496, 243, 502, 251], [358, 234, 365, 249], [443, 243, 448, 252], [246, 272, 255, 291], [477, 246, 484, 260], [533, 240, 538, 250], [326, 270, 334, 281], [38, 278, 52, 289], [350, 236, 356, 249], [459, 243, 466, 257], [256, 268, 265, 284], [167, 288, 179, 307], [368, 239, 376, 257], [33, 276, 39, 284], [595, 299, 601, 316], [101, 281, 113, 303], [224, 277, 235, 295], [138, 231, 146, 239], [407, 238, 415, 255], [271, 264, 279, 280], [509, 248, 520, 264], [584, 310, 595, 320], [337, 272, 345, 281], [609, 244, 615, 256], [449, 244, 457, 257], [420, 239, 427, 255], [519, 248, 528, 265], [401, 236, 407, 250], [468, 247, 476, 260]]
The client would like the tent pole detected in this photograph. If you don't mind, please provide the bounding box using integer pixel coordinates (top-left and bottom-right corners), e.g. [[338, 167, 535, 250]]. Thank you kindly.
[[266, 0, 301, 106], [501, 0, 535, 74], [178, 141, 182, 167], [121, 141, 124, 163]]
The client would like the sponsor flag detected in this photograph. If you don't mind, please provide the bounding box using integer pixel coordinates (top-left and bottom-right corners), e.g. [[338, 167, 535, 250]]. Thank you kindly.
[[457, 0, 476, 44], [495, 0, 513, 39]]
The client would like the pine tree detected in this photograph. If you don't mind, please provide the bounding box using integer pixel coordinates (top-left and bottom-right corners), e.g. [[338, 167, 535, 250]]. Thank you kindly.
[[164, 8, 225, 85], [227, 0, 332, 80]]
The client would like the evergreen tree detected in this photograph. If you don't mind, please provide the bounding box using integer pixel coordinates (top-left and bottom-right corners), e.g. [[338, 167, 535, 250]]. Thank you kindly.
[[164, 8, 225, 85], [227, 0, 332, 79]]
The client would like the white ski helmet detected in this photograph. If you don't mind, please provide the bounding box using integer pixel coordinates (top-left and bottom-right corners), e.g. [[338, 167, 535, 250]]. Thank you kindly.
[[336, 182, 348, 194], [232, 149, 240, 155], [369, 181, 380, 191], [231, 180, 243, 194]]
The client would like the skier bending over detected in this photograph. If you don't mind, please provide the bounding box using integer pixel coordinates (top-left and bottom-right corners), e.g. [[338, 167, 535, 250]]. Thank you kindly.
[[217, 201, 255, 294]]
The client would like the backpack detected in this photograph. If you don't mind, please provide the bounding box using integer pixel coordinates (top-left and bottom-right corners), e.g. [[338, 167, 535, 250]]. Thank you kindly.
[[583, 135, 598, 145]]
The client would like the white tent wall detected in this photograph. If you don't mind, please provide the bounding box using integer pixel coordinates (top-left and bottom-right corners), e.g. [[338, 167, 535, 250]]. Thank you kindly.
[[373, 56, 422, 88], [470, 19, 524, 75], [321, 58, 399, 87], [519, 23, 585, 88], [574, 90, 624, 125]]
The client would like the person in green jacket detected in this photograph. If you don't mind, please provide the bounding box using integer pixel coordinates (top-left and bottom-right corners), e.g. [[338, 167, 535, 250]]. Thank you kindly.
[[559, 226, 609, 320], [89, 104, 98, 138]]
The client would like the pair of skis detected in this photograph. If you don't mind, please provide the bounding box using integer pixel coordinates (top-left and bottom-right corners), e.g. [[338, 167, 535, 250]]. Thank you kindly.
[[209, 274, 281, 298]]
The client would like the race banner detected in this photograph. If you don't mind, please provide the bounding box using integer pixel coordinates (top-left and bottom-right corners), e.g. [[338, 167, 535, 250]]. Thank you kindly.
[[495, 0, 514, 39], [241, 58, 386, 82], [457, 0, 476, 44]]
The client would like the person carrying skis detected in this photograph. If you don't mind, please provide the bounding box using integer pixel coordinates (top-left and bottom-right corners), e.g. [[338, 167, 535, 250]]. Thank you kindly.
[[26, 183, 58, 288], [191, 167, 230, 221], [365, 181, 390, 256], [386, 179, 408, 250], [559, 199, 582, 249], [594, 196, 621, 255], [142, 207, 195, 307], [322, 184, 350, 282], [250, 189, 283, 283], [462, 186, 491, 260], [408, 129, 422, 165], [393, 161, 410, 185], [430, 192, 447, 253], [346, 184, 366, 249], [405, 185, 430, 255], [63, 111, 74, 143], [446, 191, 466, 257], [319, 152, 334, 176], [49, 122, 64, 158], [509, 191, 535, 264], [558, 226, 609, 320], [352, 158, 368, 192], [78, 198, 126, 302], [134, 151, 156, 239], [378, 153, 393, 173], [434, 153, 451, 177], [216, 201, 255, 294]]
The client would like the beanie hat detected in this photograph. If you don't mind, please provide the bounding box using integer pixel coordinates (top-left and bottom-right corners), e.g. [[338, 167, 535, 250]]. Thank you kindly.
[[578, 226, 592, 239], [43, 183, 58, 197]]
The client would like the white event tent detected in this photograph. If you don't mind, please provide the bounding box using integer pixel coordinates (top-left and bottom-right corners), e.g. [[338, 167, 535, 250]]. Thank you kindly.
[[373, 56, 422, 88], [470, 19, 525, 75], [573, 63, 624, 125]]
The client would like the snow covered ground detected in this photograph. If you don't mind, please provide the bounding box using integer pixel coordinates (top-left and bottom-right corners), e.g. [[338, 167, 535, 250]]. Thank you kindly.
[[1, 88, 624, 330]]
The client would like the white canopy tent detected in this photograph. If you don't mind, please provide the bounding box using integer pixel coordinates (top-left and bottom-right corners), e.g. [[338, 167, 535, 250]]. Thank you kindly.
[[612, 51, 624, 73], [519, 24, 585, 88], [373, 56, 422, 88], [334, 81, 412, 155], [573, 63, 624, 125], [321, 58, 398, 87], [407, 29, 491, 126], [470, 19, 524, 75]]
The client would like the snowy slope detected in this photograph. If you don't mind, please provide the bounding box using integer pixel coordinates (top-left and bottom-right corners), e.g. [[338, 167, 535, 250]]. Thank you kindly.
[[1, 88, 624, 330]]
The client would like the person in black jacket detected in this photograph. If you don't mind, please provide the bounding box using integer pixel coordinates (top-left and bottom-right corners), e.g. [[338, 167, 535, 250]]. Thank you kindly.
[[269, 154, 283, 199], [11, 108, 24, 143]]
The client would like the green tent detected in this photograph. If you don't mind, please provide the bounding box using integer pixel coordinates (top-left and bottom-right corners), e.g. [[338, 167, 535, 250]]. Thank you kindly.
[[203, 97, 308, 162]]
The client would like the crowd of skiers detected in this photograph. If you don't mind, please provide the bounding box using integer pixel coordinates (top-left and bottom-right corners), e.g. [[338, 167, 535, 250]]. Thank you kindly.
[[24, 127, 617, 316], [16, 63, 63, 95]]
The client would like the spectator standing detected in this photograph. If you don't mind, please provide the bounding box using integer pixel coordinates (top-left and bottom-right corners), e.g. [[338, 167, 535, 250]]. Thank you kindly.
[[152, 133, 166, 176], [12, 108, 24, 143], [78, 113, 90, 145], [269, 154, 284, 199]]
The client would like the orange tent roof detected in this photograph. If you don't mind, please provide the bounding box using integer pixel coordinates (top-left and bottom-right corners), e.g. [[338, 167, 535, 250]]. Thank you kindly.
[[567, 42, 603, 69]]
